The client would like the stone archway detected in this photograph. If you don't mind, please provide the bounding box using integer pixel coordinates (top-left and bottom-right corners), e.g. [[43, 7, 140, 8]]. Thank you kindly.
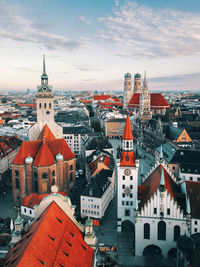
[[143, 244, 162, 257], [121, 220, 135, 233]]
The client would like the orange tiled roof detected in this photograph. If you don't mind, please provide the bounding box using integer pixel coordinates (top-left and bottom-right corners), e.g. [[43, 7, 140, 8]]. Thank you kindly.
[[5, 201, 94, 267], [12, 139, 75, 166], [128, 93, 170, 109], [93, 95, 111, 101], [122, 116, 133, 140], [17, 103, 36, 108], [89, 154, 111, 174], [120, 151, 135, 167], [21, 192, 67, 208], [37, 124, 55, 141]]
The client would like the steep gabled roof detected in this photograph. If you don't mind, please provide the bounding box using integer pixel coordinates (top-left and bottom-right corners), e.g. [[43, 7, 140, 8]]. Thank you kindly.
[[33, 141, 55, 166], [37, 124, 55, 140], [185, 181, 200, 219], [93, 95, 111, 101], [128, 93, 170, 109], [122, 116, 133, 140], [12, 139, 75, 165], [139, 164, 184, 209], [5, 201, 94, 267]]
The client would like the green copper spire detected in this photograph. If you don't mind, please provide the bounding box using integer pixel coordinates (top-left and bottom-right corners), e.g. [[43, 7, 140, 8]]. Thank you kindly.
[[43, 54, 46, 75]]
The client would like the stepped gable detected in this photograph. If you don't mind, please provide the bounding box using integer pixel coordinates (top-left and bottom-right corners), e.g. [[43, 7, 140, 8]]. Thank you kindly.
[[185, 181, 200, 219], [120, 151, 135, 167], [128, 93, 170, 109], [5, 201, 94, 267], [33, 141, 55, 167], [122, 116, 133, 140], [13, 139, 75, 165], [37, 124, 55, 140], [139, 164, 184, 209]]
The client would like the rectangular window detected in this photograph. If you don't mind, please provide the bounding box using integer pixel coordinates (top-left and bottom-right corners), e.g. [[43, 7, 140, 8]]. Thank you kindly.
[[122, 193, 125, 198], [154, 208, 157, 214], [130, 176, 133, 180], [167, 208, 170, 215], [97, 205, 99, 208], [122, 185, 125, 189], [126, 201, 129, 206], [198, 178, 200, 182], [190, 177, 193, 181], [130, 201, 133, 206], [97, 212, 99, 215], [130, 193, 133, 198], [82, 209, 84, 213], [122, 201, 124, 205], [195, 228, 197, 233], [125, 209, 130, 216], [172, 166, 175, 170], [24, 208, 26, 213], [30, 210, 32, 215], [94, 205, 96, 208], [195, 221, 198, 225], [130, 185, 133, 189], [122, 176, 125, 180]]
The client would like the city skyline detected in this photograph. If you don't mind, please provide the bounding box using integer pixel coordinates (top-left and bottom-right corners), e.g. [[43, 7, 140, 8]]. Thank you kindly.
[[0, 0, 200, 91]]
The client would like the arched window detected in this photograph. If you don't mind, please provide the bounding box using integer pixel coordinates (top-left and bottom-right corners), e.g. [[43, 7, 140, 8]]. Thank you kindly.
[[15, 178, 20, 189], [144, 223, 150, 239], [158, 221, 166, 240], [70, 165, 73, 171], [52, 170, 55, 176], [70, 172, 73, 182], [42, 172, 48, 179], [15, 170, 19, 177], [39, 103, 42, 108], [52, 178, 55, 186], [126, 142, 129, 148], [49, 103, 51, 108], [44, 103, 47, 108], [174, 225, 180, 241]]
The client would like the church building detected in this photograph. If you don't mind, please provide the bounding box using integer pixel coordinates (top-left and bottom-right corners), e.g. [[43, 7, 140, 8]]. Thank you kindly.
[[123, 72, 170, 120]]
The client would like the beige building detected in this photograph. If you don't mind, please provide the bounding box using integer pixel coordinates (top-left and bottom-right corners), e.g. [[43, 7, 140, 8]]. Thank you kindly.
[[104, 118, 126, 138]]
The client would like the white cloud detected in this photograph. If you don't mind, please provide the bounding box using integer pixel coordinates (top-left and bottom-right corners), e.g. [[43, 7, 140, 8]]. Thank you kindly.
[[79, 16, 91, 25], [0, 1, 92, 50], [99, 1, 200, 58]]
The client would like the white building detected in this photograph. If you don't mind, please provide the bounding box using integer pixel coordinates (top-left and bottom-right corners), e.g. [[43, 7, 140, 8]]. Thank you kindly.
[[117, 116, 139, 232]]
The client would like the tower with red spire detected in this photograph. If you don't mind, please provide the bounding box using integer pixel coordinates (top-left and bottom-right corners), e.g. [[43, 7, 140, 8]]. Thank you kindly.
[[117, 116, 139, 232]]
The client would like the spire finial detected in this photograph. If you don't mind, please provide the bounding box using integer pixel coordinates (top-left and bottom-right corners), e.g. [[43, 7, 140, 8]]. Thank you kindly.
[[142, 70, 148, 92], [160, 145, 163, 162], [43, 54, 46, 75], [186, 195, 191, 215]]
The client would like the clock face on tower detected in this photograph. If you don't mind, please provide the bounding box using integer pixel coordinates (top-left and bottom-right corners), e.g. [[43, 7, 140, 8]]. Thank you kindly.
[[124, 169, 131, 176]]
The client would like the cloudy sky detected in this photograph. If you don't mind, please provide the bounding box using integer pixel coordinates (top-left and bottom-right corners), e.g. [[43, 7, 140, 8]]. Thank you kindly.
[[0, 0, 200, 91]]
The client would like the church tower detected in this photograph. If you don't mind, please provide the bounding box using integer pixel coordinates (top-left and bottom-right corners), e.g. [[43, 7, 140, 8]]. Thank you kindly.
[[123, 73, 133, 109], [133, 73, 141, 93], [117, 116, 139, 232], [29, 56, 63, 140], [139, 71, 152, 121], [37, 55, 54, 125]]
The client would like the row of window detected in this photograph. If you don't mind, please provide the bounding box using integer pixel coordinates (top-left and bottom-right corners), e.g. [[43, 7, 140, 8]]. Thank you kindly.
[[122, 185, 133, 189], [154, 208, 171, 216], [82, 198, 98, 202], [122, 193, 133, 198], [82, 204, 99, 209], [39, 103, 51, 108], [122, 176, 133, 180], [122, 201, 133, 206], [23, 208, 33, 215], [82, 210, 99, 215], [143, 222, 180, 241]]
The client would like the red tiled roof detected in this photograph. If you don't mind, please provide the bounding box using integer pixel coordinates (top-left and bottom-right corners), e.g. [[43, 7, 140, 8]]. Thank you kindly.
[[80, 99, 92, 104], [33, 141, 55, 166], [12, 139, 75, 165], [21, 192, 67, 208], [185, 181, 200, 219], [5, 201, 94, 267], [89, 154, 111, 174], [37, 124, 55, 141], [120, 151, 135, 167], [93, 95, 111, 101], [122, 116, 133, 140], [99, 105, 113, 109], [112, 97, 120, 102], [128, 93, 170, 109], [98, 101, 122, 107], [139, 164, 182, 209]]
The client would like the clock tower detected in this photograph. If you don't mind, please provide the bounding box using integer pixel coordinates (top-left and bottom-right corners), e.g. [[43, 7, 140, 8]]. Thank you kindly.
[[117, 116, 139, 232], [29, 55, 63, 140]]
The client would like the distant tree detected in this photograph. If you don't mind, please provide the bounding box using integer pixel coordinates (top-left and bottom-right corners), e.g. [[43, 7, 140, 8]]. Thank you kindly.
[[91, 119, 101, 132]]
